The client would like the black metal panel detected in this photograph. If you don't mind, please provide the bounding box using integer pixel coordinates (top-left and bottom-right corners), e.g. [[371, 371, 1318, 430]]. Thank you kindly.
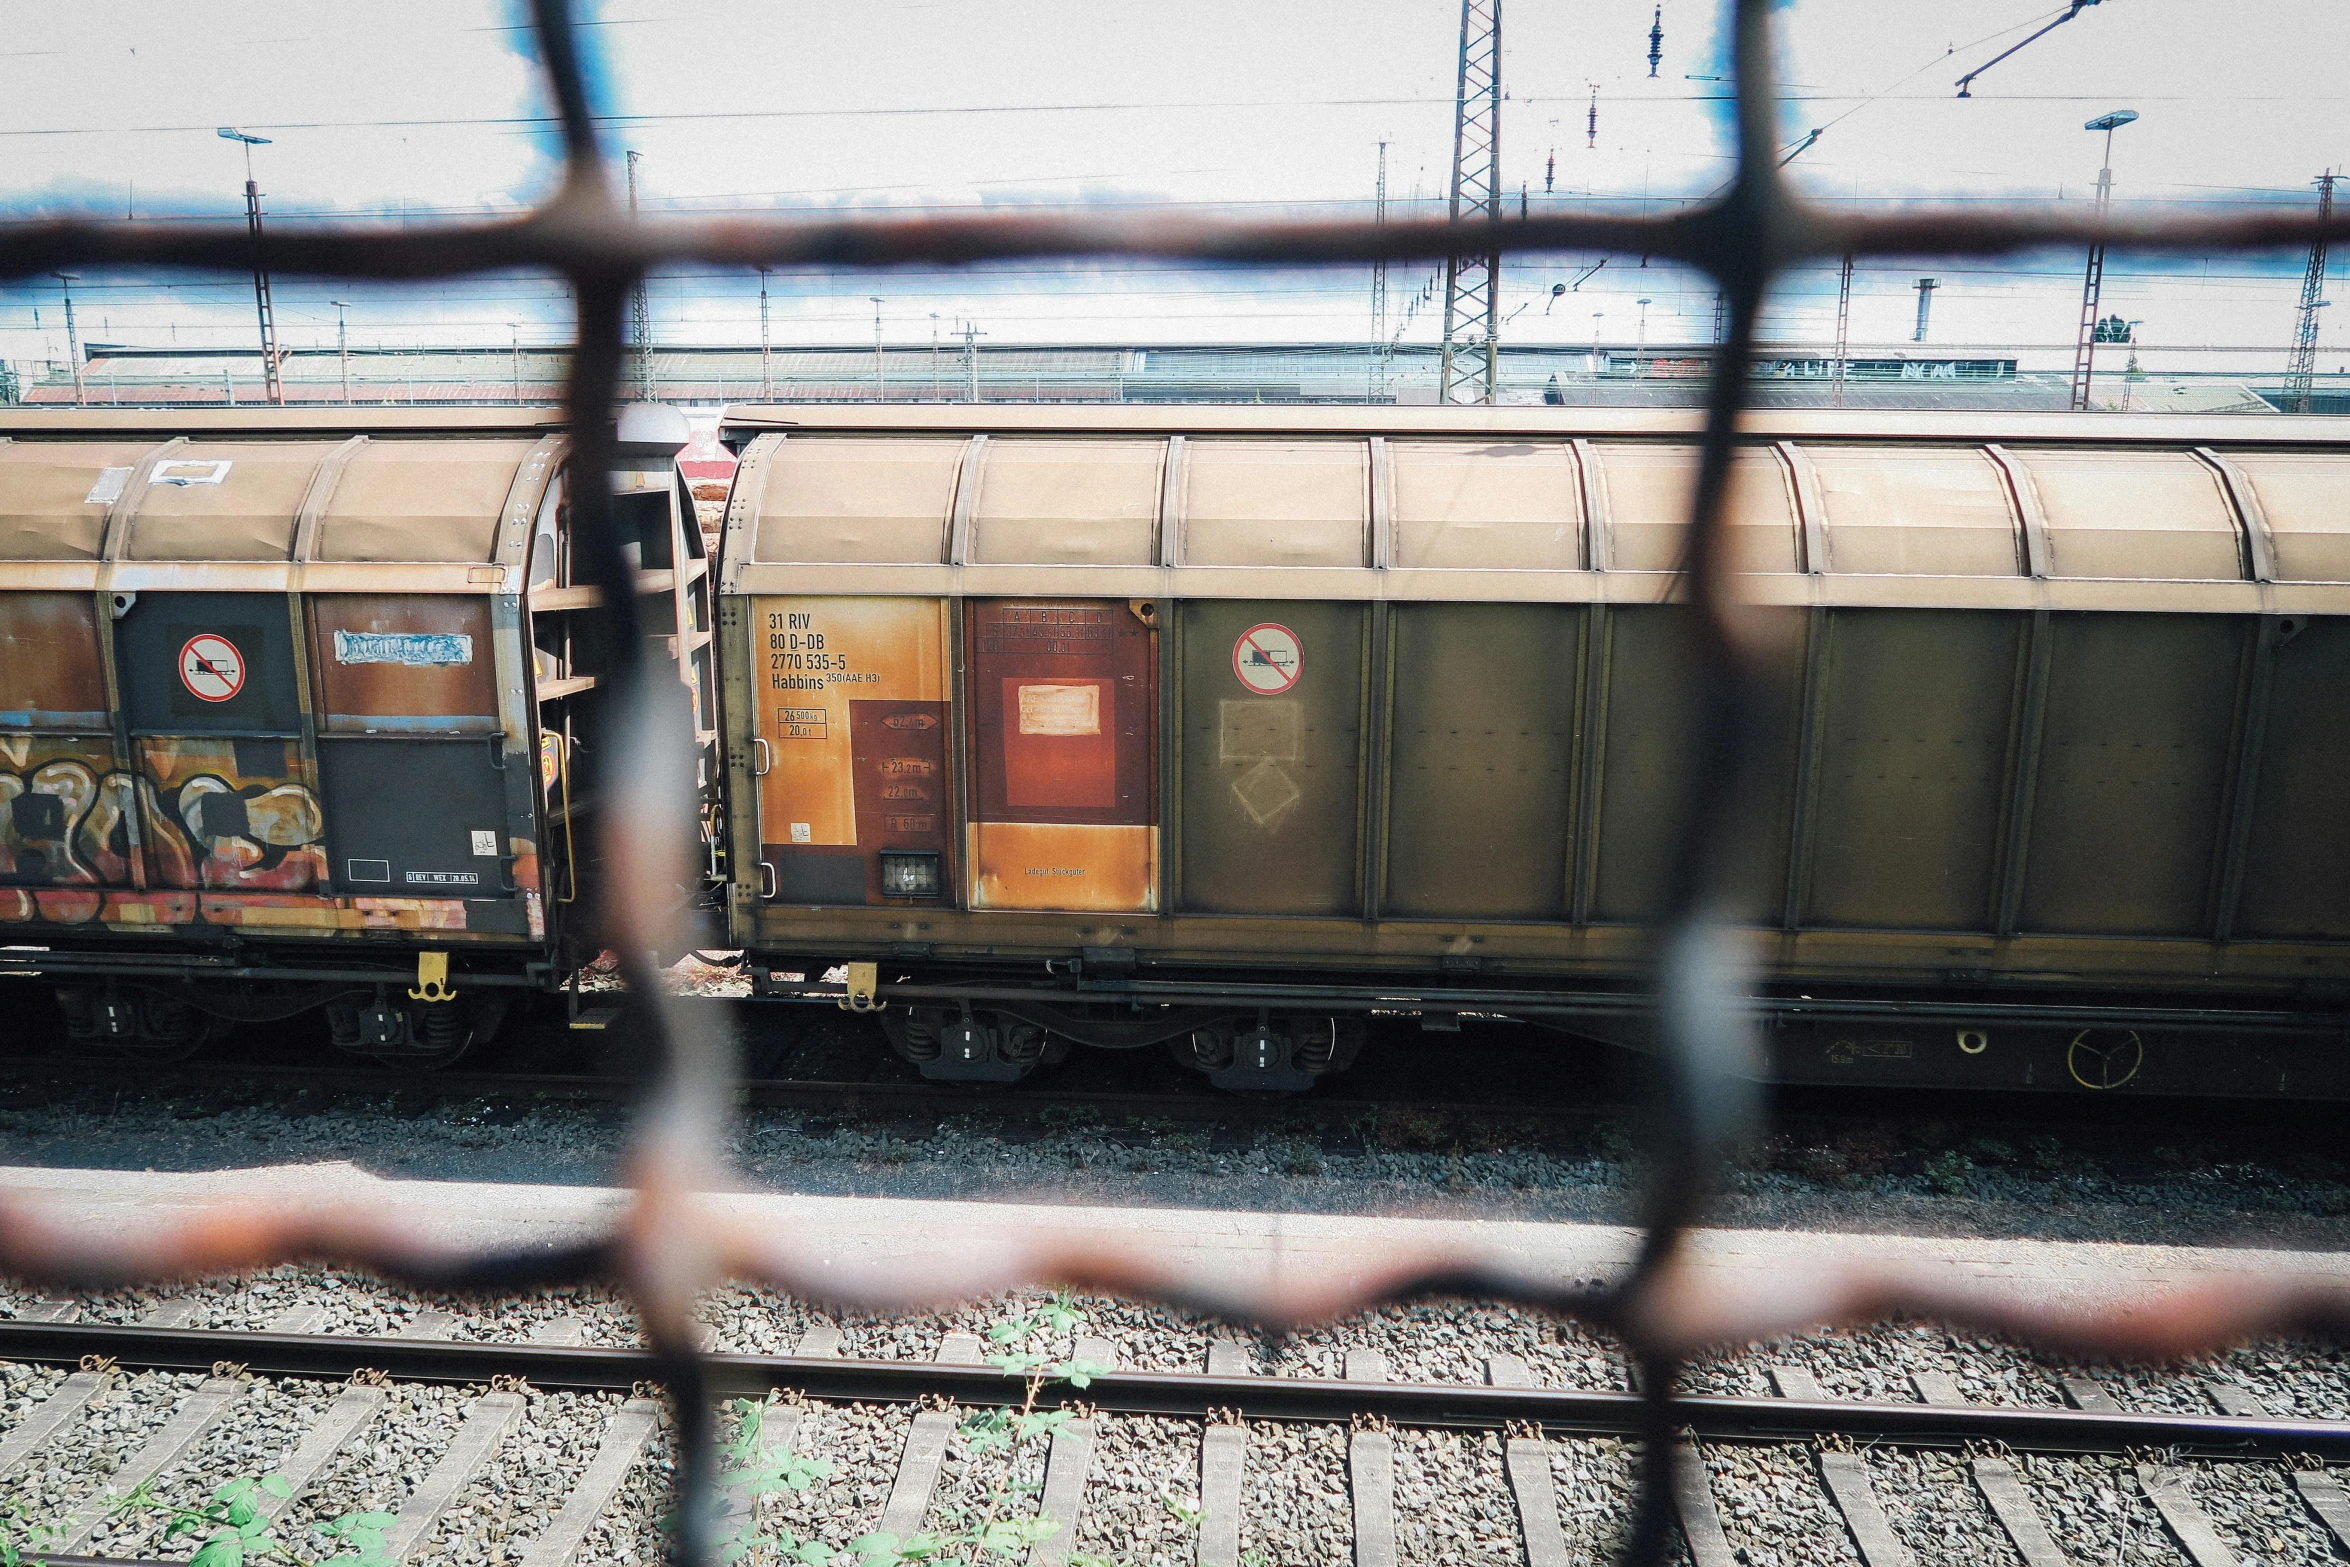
[[114, 591, 301, 736], [2236, 616, 2350, 939], [317, 736, 510, 896]]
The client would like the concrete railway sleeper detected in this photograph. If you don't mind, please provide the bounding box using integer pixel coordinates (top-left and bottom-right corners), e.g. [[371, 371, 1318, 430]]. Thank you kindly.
[[4, 1315, 2350, 1566]]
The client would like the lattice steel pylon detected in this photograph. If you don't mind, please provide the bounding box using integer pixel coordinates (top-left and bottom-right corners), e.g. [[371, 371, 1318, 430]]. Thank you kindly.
[[2287, 172, 2337, 414], [627, 151, 654, 402], [1370, 141, 1390, 402], [1439, 0, 1502, 405]]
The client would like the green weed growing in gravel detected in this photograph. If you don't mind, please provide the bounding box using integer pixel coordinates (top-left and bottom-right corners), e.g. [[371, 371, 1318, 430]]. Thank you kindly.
[[1922, 1149, 1976, 1196], [835, 1293, 1115, 1567], [127, 1472, 395, 1567], [0, 1497, 66, 1567], [701, 1395, 835, 1564]]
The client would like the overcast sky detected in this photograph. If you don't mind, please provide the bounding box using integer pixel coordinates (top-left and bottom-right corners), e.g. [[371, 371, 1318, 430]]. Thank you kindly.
[[2, 0, 2347, 364]]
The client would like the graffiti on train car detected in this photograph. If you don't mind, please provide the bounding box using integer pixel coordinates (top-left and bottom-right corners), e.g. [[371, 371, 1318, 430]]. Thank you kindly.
[[0, 737, 137, 891], [136, 738, 327, 893]]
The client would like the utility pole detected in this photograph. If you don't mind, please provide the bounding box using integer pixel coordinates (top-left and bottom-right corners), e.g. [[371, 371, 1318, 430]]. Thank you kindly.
[[627, 151, 654, 402], [758, 268, 774, 400], [509, 323, 522, 404], [1370, 140, 1390, 402], [870, 296, 886, 401], [2070, 109, 2137, 411], [2286, 172, 2337, 414], [1438, 0, 1502, 405], [218, 128, 284, 405], [330, 300, 352, 404], [1912, 277, 1938, 343], [53, 274, 83, 406], [930, 313, 942, 400], [961, 321, 981, 402], [1830, 256, 1853, 408]]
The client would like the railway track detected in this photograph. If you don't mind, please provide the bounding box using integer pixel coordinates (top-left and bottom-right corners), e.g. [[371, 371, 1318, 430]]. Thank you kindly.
[[0, 1052, 1601, 1137], [4, 1315, 2349, 1567]]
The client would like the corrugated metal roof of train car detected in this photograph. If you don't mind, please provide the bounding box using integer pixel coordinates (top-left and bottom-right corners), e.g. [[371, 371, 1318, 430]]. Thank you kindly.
[[717, 402, 2350, 446], [0, 407, 570, 438]]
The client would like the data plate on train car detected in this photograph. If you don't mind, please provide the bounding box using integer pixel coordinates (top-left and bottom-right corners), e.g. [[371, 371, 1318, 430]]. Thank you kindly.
[[752, 596, 953, 906]]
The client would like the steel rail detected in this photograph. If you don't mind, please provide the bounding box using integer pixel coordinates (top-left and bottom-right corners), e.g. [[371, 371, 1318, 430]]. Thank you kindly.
[[0, 1321, 2339, 1459], [0, 1055, 1611, 1128]]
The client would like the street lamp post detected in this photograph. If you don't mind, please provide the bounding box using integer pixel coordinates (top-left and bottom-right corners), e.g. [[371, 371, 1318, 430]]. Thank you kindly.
[[218, 128, 285, 405], [757, 268, 773, 400], [53, 274, 83, 406], [329, 300, 351, 404], [2070, 109, 2137, 411]]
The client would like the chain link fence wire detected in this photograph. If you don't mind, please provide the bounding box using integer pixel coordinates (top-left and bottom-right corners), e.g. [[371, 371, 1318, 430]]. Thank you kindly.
[[7, 1, 2350, 1561]]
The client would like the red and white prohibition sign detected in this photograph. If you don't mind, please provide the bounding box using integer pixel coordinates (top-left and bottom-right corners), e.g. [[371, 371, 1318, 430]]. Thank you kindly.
[[178, 633, 247, 704], [1232, 622, 1303, 695]]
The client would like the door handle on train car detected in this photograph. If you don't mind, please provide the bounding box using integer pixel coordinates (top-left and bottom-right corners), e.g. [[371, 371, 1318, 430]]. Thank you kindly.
[[752, 737, 771, 776], [486, 733, 509, 770], [757, 860, 778, 900]]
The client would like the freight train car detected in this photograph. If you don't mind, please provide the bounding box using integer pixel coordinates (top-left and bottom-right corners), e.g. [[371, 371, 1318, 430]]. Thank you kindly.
[[716, 405, 2350, 1096], [0, 405, 710, 1063]]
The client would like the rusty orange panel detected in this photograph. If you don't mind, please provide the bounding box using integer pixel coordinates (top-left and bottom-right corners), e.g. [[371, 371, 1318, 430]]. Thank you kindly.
[[311, 594, 499, 731], [135, 736, 326, 893], [752, 596, 952, 906], [966, 598, 1155, 913], [0, 593, 108, 730], [969, 822, 1159, 913], [1, 735, 137, 896]]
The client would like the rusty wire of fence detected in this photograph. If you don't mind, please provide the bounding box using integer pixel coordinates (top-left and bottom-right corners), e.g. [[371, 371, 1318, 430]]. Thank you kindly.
[[9, 1, 2350, 1562]]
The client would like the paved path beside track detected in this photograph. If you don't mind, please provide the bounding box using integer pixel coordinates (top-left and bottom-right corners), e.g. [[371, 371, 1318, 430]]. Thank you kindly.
[[3, 1161, 2344, 1321]]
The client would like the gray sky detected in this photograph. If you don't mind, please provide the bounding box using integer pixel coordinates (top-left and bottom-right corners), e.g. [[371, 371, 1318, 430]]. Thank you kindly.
[[3, 1, 2347, 364]]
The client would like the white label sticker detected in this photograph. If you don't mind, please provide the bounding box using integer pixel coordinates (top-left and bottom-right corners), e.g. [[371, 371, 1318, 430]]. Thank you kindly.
[[151, 459, 234, 487], [790, 822, 813, 844], [334, 630, 472, 667], [1017, 683, 1101, 736], [470, 830, 499, 857], [84, 466, 131, 506]]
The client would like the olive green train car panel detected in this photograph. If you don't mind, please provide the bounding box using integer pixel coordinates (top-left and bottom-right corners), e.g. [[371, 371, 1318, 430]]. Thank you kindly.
[[1800, 609, 2021, 931], [1176, 600, 1365, 917], [2232, 618, 2350, 939], [2019, 613, 2245, 936], [1585, 605, 1799, 926], [1381, 602, 1579, 922]]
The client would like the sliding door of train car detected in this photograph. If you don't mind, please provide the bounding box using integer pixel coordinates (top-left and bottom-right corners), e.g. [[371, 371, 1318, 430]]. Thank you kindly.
[[751, 596, 954, 906], [310, 594, 522, 926], [109, 447, 325, 900], [1174, 599, 1365, 916], [965, 598, 1156, 913], [113, 589, 322, 898]]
